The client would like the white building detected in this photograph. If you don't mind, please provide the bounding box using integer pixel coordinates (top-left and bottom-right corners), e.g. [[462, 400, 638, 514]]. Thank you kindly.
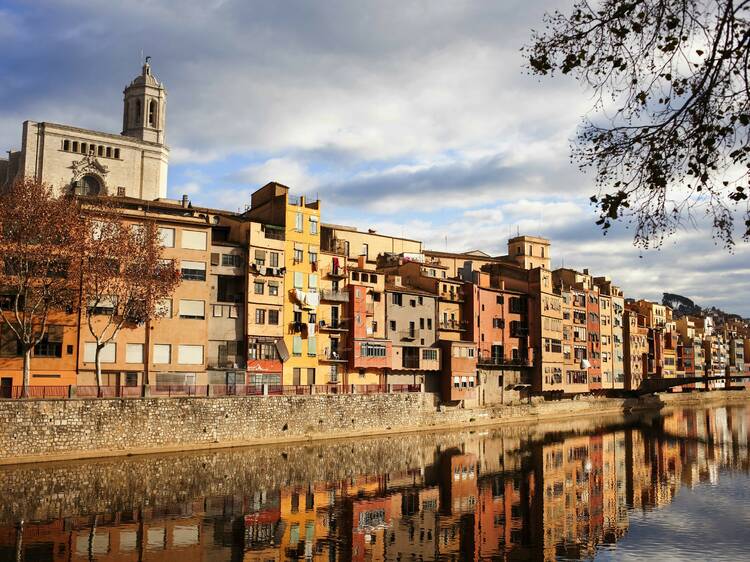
[[1, 61, 169, 200]]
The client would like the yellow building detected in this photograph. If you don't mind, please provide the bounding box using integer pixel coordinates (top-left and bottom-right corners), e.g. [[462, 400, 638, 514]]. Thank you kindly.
[[246, 183, 321, 385]]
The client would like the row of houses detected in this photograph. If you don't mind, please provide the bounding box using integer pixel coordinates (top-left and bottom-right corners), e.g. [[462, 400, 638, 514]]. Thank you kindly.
[[2, 63, 747, 402], [2, 180, 747, 403]]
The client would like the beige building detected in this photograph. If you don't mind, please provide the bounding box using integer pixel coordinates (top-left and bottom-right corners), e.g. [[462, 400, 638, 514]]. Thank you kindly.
[[2, 62, 169, 200]]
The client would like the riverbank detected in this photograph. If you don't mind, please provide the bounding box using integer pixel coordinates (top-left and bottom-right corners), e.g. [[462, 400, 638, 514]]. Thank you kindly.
[[1, 390, 748, 465]]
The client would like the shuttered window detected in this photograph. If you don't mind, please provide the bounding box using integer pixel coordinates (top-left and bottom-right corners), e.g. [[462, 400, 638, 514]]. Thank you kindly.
[[84, 342, 116, 363], [181, 260, 206, 281], [179, 299, 205, 319], [307, 336, 316, 356], [153, 344, 171, 364], [178, 345, 204, 365], [181, 230, 207, 250], [292, 336, 302, 356], [158, 227, 175, 247], [125, 343, 144, 363]]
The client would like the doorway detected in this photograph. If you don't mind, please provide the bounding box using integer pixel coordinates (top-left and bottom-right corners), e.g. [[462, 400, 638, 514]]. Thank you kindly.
[[0, 378, 11, 399]]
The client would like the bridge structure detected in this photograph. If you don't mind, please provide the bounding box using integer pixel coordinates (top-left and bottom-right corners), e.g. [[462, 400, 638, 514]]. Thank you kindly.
[[632, 374, 749, 396]]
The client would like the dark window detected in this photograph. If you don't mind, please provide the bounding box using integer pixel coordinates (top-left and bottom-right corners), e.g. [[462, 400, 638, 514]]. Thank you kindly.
[[268, 310, 279, 325], [33, 326, 63, 358], [390, 320, 396, 331]]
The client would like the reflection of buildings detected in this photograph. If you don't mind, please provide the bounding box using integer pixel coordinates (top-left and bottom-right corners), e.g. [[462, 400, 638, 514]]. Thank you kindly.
[[3, 406, 750, 561]]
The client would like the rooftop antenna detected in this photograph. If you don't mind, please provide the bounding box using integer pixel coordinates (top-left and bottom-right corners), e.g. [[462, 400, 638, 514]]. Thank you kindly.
[[516, 225, 520, 237], [445, 235, 448, 250]]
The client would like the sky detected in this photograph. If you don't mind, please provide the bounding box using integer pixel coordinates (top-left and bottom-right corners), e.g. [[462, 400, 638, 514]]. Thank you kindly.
[[1, 0, 748, 316]]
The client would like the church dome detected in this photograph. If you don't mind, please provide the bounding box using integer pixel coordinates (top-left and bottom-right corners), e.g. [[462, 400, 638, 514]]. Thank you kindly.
[[128, 60, 162, 88]]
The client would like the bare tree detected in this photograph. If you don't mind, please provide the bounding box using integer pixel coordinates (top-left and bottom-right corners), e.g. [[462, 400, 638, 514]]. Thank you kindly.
[[525, 0, 750, 248], [0, 179, 85, 397], [80, 200, 180, 389]]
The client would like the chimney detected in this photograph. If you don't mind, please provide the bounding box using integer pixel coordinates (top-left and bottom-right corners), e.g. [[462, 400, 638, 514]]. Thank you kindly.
[[583, 268, 589, 275], [181, 194, 189, 208], [357, 255, 366, 269]]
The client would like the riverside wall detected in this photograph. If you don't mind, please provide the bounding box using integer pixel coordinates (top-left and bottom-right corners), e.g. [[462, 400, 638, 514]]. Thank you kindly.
[[1, 390, 748, 464]]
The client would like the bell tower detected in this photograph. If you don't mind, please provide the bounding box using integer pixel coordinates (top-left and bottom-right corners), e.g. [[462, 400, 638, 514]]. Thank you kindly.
[[122, 58, 167, 144]]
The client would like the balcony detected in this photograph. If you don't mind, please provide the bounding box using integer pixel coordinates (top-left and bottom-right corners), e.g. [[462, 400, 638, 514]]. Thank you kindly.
[[322, 238, 347, 255], [320, 350, 348, 362], [318, 318, 348, 331], [250, 263, 284, 277], [477, 353, 532, 367], [439, 319, 467, 331], [325, 265, 346, 278], [439, 289, 465, 303], [261, 224, 285, 241], [319, 288, 349, 302], [399, 329, 421, 341]]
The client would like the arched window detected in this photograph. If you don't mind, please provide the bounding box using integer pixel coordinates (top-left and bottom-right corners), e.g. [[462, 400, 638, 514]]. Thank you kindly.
[[148, 100, 156, 126], [135, 100, 142, 124], [72, 175, 101, 196]]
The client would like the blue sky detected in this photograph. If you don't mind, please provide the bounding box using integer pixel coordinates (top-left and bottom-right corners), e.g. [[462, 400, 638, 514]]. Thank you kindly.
[[1, 0, 749, 315]]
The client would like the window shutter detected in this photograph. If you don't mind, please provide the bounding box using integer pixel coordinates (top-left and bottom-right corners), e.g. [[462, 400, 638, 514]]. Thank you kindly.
[[178, 344, 204, 365], [181, 230, 207, 250], [179, 300, 205, 318], [308, 336, 316, 356], [153, 344, 171, 364], [211, 253, 220, 266], [293, 336, 302, 354]]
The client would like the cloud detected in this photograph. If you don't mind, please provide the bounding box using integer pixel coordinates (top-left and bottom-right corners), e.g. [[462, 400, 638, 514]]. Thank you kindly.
[[1, 0, 749, 315]]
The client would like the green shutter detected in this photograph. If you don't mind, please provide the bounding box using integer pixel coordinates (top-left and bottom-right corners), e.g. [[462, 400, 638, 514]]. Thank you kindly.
[[293, 336, 302, 355], [308, 336, 316, 356]]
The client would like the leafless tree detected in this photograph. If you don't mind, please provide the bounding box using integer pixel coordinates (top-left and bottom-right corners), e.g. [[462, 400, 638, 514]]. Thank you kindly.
[[0, 179, 85, 396], [525, 0, 750, 248], [80, 199, 180, 389]]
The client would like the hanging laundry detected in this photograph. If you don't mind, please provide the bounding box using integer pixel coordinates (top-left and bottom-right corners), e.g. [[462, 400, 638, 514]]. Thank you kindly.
[[306, 291, 320, 308], [307, 322, 316, 336]]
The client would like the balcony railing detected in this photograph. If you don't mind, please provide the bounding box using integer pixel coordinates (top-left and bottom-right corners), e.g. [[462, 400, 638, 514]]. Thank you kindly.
[[399, 329, 421, 341], [439, 319, 467, 331], [320, 351, 348, 362], [324, 265, 346, 278], [477, 354, 532, 367], [319, 288, 349, 302], [319, 319, 348, 331], [439, 290, 465, 302], [1, 383, 423, 400]]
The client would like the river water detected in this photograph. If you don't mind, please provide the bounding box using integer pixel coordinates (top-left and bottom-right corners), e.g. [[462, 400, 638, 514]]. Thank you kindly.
[[1, 403, 749, 561]]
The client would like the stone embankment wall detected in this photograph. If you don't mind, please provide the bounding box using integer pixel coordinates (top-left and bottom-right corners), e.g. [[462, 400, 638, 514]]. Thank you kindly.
[[0, 390, 747, 464]]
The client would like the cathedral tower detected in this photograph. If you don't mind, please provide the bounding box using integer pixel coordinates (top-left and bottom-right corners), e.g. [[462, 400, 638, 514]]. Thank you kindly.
[[122, 58, 167, 144]]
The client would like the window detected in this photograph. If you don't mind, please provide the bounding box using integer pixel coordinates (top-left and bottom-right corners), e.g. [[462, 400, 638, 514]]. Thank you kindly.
[[222, 254, 241, 267], [269, 282, 279, 296], [157, 227, 173, 247], [308, 336, 317, 356], [125, 343, 144, 363], [255, 309, 266, 324], [114, 148, 120, 159], [84, 342, 116, 363], [254, 281, 265, 294], [418, 296, 423, 305], [63, 139, 70, 151], [268, 310, 279, 325], [0, 325, 20, 357], [228, 305, 238, 318], [310, 216, 318, 234], [361, 343, 387, 357], [181, 260, 206, 281], [361, 243, 369, 259], [294, 248, 303, 263], [293, 212, 304, 232], [179, 299, 205, 319], [212, 305, 223, 317], [427, 318, 432, 330], [270, 252, 279, 267], [422, 349, 438, 361], [410, 299, 416, 307], [420, 318, 425, 329], [294, 272, 304, 289], [492, 318, 503, 329], [178, 345, 203, 365], [391, 293, 402, 306], [156, 299, 172, 318], [180, 230, 207, 250], [293, 336, 302, 356], [309, 250, 318, 264], [153, 344, 171, 365], [308, 274, 318, 289], [496, 295, 504, 305], [148, 99, 156, 126], [34, 326, 63, 358], [390, 320, 396, 331]]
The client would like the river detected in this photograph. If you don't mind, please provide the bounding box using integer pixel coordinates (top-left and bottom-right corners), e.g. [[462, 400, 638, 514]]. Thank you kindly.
[[1, 403, 748, 561]]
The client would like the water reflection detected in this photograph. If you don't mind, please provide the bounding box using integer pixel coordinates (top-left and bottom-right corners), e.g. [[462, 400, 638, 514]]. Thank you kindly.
[[2, 404, 750, 561]]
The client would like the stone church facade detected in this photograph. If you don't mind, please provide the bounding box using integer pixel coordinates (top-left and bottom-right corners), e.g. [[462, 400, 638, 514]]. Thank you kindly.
[[1, 61, 169, 200]]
